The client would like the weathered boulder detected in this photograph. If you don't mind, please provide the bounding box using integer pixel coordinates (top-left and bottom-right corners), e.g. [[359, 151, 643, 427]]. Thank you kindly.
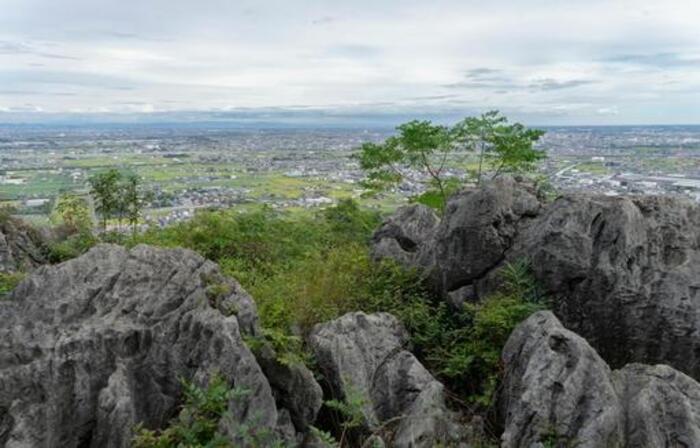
[[614, 363, 700, 447], [0, 217, 47, 273], [501, 311, 700, 448], [255, 343, 324, 432], [371, 204, 439, 267], [308, 312, 465, 447], [421, 176, 542, 296], [372, 177, 543, 298], [0, 244, 318, 447], [499, 311, 624, 447]]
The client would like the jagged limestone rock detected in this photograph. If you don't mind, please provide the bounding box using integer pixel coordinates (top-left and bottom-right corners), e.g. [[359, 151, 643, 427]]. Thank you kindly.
[[501, 311, 700, 448], [308, 312, 465, 448], [255, 343, 323, 432], [613, 363, 700, 447], [374, 178, 700, 381], [371, 204, 439, 268], [499, 311, 624, 447], [421, 176, 542, 296], [517, 194, 700, 376], [0, 244, 318, 447]]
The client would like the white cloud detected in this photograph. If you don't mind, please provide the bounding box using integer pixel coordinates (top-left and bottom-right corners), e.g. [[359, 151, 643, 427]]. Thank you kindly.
[[597, 107, 620, 116], [0, 0, 698, 124]]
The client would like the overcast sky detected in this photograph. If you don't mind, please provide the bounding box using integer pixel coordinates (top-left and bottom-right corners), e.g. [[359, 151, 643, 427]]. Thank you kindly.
[[1, 0, 699, 125]]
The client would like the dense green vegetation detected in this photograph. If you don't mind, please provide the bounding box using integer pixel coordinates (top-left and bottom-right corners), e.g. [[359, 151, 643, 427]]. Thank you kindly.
[[131, 199, 384, 336]]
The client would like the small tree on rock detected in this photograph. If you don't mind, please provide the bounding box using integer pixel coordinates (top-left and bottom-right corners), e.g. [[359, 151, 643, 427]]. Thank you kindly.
[[122, 174, 152, 235], [89, 169, 122, 232], [356, 120, 456, 213], [357, 112, 546, 212], [452, 111, 545, 185], [89, 170, 151, 234], [52, 194, 92, 233]]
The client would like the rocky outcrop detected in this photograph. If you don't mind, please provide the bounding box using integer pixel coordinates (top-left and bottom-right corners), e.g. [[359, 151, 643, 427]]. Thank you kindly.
[[255, 344, 324, 432], [418, 176, 542, 296], [373, 178, 700, 382], [614, 363, 700, 447], [0, 244, 320, 447], [517, 194, 700, 377], [500, 311, 700, 448], [371, 204, 439, 268], [308, 312, 465, 447], [0, 217, 48, 273], [499, 311, 624, 447]]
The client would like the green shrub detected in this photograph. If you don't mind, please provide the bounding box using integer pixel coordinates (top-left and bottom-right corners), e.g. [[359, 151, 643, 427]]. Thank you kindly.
[[321, 198, 381, 244], [353, 259, 544, 407], [133, 374, 233, 448], [324, 383, 369, 447], [47, 231, 98, 263], [249, 242, 372, 335], [309, 426, 339, 448], [442, 294, 543, 406], [244, 327, 309, 367], [0, 272, 24, 298], [0, 205, 17, 224], [410, 178, 462, 213], [133, 374, 282, 448]]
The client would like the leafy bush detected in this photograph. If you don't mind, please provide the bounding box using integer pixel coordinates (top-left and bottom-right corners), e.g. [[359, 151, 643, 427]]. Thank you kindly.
[[0, 205, 17, 224], [410, 177, 462, 213], [309, 426, 339, 448], [321, 198, 381, 244], [51, 194, 93, 233], [249, 242, 372, 336], [446, 294, 543, 406]]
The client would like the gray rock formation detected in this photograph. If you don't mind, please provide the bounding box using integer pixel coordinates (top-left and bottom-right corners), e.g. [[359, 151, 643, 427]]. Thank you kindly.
[[501, 311, 700, 448], [372, 177, 542, 297], [419, 176, 542, 296], [614, 363, 700, 447], [371, 204, 439, 268], [0, 217, 47, 273], [374, 178, 700, 381], [517, 194, 700, 377], [500, 311, 624, 447], [0, 244, 319, 447], [308, 312, 465, 448], [255, 343, 324, 432]]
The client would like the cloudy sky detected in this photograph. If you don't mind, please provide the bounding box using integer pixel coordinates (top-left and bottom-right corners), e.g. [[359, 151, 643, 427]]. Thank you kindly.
[[1, 0, 699, 125]]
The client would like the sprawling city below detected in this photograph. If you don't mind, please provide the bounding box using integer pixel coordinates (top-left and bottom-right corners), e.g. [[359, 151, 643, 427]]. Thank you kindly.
[[2, 124, 700, 226]]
